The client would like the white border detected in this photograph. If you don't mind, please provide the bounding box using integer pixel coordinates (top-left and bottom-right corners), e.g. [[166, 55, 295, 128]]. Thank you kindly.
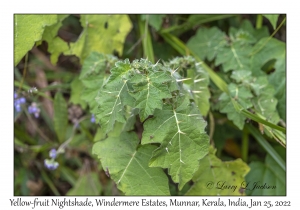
[[1, 0, 299, 209]]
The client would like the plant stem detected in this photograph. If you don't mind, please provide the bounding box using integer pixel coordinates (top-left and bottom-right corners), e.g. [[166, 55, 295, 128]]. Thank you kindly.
[[256, 14, 263, 29], [57, 116, 88, 155], [241, 128, 249, 162]]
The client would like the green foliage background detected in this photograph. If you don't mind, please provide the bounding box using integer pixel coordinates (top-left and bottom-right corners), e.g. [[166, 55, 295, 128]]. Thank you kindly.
[[14, 14, 286, 196]]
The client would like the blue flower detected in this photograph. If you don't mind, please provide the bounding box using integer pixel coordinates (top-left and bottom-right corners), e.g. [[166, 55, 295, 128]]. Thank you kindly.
[[49, 149, 57, 159], [28, 103, 40, 118], [91, 114, 95, 123], [44, 159, 59, 170], [14, 94, 26, 113], [19, 97, 26, 104]]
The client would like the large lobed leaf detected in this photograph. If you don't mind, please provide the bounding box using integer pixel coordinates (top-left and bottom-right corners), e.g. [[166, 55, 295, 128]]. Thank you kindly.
[[187, 20, 269, 73], [142, 96, 209, 190], [64, 15, 132, 62], [79, 52, 118, 114], [130, 71, 173, 121], [251, 38, 286, 121], [187, 27, 227, 61], [186, 147, 250, 195], [95, 59, 134, 133], [93, 132, 170, 195], [14, 14, 57, 66]]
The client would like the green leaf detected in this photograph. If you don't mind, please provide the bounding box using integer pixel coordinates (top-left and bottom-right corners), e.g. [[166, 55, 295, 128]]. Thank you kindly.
[[229, 27, 257, 45], [167, 56, 210, 116], [80, 52, 112, 80], [263, 15, 279, 30], [92, 132, 170, 195], [215, 41, 252, 72], [187, 27, 227, 61], [67, 172, 101, 196], [64, 15, 132, 62], [54, 92, 68, 142], [185, 64, 210, 116], [14, 14, 57, 66], [186, 147, 250, 195], [246, 154, 285, 195], [161, 32, 285, 134], [39, 14, 69, 64], [251, 38, 286, 121], [141, 14, 166, 31], [130, 71, 173, 121], [80, 52, 118, 113], [240, 20, 269, 40], [70, 78, 87, 109], [142, 97, 209, 190], [96, 59, 135, 133], [218, 83, 253, 129]]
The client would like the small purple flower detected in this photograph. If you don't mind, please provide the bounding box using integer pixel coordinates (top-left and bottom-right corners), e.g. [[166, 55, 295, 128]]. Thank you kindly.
[[14, 93, 26, 113], [19, 97, 26, 104], [28, 103, 40, 118], [15, 103, 21, 112], [44, 159, 59, 170], [34, 112, 40, 118], [49, 149, 57, 159], [91, 114, 95, 123], [28, 105, 37, 113]]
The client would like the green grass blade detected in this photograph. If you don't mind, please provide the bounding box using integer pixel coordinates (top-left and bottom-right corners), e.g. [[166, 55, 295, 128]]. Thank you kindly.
[[40, 170, 60, 195], [138, 15, 155, 63], [161, 14, 236, 35], [247, 124, 286, 171]]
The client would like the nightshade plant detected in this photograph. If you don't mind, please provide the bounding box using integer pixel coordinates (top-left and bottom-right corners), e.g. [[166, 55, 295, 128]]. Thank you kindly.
[[78, 53, 250, 195]]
